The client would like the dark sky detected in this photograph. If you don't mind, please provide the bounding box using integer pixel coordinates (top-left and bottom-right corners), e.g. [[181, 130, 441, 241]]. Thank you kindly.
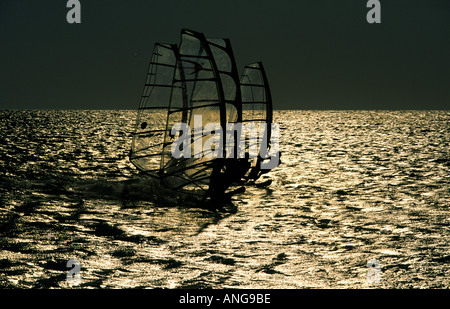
[[1, 0, 449, 110]]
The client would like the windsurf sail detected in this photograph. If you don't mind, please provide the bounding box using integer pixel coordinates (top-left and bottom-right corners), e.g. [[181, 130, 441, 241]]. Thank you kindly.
[[129, 43, 179, 175], [239, 62, 276, 182]]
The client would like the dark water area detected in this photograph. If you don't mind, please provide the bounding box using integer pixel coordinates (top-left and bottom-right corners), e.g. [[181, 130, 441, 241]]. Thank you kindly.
[[1, 110, 449, 288]]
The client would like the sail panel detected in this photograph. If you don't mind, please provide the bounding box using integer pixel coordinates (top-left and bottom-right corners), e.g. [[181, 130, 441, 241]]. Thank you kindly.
[[206, 37, 241, 123], [130, 44, 180, 176]]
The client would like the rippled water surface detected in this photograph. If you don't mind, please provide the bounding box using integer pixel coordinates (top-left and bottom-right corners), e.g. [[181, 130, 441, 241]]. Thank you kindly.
[[1, 110, 449, 288]]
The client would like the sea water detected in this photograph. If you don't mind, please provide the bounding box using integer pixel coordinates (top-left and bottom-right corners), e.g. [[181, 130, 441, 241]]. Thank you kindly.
[[0, 110, 449, 288]]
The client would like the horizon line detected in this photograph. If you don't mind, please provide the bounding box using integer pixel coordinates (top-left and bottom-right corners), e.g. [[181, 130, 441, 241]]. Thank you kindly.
[[1, 108, 449, 111]]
